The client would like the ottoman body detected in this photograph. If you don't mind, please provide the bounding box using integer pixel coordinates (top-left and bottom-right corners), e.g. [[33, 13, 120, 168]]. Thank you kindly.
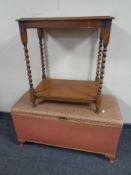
[[11, 93, 123, 161]]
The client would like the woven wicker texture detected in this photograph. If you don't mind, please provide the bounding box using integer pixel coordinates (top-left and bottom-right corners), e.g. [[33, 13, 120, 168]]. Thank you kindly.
[[12, 93, 123, 127]]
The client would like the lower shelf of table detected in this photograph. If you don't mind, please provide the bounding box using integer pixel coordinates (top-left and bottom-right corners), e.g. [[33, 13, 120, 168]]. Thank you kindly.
[[34, 79, 99, 103]]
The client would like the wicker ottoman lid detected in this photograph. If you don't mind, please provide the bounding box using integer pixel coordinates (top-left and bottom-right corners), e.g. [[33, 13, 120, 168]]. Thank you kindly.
[[12, 92, 123, 127]]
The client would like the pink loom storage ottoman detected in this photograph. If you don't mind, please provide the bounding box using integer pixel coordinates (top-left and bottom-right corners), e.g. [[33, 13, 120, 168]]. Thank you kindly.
[[11, 93, 123, 162]]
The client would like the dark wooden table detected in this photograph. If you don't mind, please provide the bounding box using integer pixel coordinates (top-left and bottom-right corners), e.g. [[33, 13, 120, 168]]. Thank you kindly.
[[17, 16, 114, 112]]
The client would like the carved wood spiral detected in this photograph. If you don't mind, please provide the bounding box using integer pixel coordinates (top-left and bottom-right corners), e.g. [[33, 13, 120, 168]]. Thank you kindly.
[[98, 46, 107, 95], [96, 39, 103, 81], [38, 29, 46, 79], [24, 45, 34, 89]]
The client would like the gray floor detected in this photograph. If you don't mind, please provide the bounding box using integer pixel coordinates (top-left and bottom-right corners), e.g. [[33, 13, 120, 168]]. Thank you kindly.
[[0, 113, 131, 175]]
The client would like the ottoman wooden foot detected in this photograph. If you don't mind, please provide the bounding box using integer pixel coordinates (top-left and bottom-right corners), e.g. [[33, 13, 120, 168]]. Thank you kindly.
[[105, 154, 115, 163], [109, 159, 114, 164], [18, 139, 25, 146]]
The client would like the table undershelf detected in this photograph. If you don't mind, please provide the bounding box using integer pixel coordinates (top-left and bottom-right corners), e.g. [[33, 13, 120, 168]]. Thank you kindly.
[[34, 79, 99, 103]]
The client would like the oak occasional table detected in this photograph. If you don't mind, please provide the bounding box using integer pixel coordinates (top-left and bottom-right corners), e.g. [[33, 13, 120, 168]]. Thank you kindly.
[[17, 16, 114, 112]]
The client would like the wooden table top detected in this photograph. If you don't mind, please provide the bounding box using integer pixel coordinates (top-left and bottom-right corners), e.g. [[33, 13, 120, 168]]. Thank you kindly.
[[17, 16, 115, 22]]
